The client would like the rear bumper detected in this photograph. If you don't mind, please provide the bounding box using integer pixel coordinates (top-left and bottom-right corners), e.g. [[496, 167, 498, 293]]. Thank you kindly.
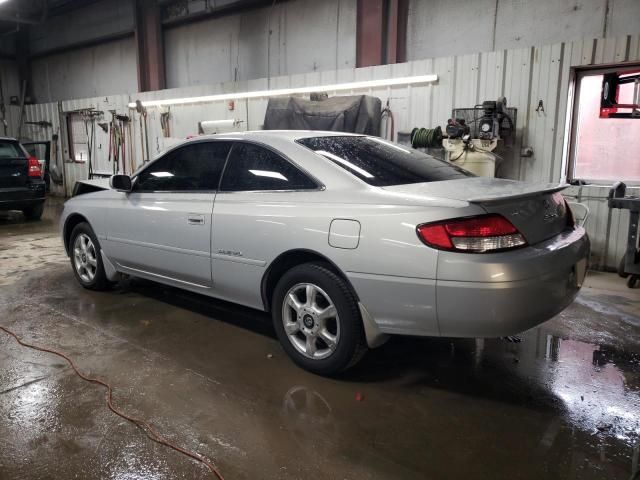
[[350, 226, 590, 338], [0, 183, 46, 210], [437, 226, 590, 337]]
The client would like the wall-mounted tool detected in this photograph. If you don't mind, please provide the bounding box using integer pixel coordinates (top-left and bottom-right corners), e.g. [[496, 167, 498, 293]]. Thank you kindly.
[[381, 100, 394, 141], [108, 112, 131, 175], [49, 133, 63, 186], [78, 109, 104, 179], [135, 100, 150, 163], [25, 120, 53, 128], [159, 106, 171, 138], [116, 114, 131, 174]]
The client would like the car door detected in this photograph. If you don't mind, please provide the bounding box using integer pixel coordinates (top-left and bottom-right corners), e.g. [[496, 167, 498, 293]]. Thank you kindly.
[[104, 140, 232, 289], [211, 141, 321, 308]]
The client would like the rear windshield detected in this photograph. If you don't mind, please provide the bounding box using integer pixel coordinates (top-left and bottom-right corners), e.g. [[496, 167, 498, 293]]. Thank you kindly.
[[0, 140, 26, 159], [297, 136, 473, 187]]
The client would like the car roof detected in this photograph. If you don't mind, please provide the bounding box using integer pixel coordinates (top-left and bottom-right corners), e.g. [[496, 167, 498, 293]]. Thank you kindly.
[[194, 130, 365, 143], [0, 137, 18, 142]]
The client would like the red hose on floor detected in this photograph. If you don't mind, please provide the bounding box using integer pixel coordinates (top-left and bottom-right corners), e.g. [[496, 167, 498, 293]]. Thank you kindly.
[[0, 325, 225, 480]]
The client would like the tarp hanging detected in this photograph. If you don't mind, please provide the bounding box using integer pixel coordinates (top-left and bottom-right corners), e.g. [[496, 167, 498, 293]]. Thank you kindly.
[[263, 95, 381, 135]]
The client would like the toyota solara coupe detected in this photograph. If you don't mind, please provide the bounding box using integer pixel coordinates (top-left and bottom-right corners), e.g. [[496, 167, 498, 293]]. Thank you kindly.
[[61, 131, 589, 374]]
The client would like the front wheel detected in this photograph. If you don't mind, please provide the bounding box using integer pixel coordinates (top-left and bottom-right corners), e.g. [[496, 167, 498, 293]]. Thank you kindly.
[[69, 222, 111, 291], [272, 263, 367, 375]]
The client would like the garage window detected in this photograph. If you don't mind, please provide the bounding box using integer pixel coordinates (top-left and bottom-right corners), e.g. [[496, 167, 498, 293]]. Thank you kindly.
[[567, 67, 640, 184]]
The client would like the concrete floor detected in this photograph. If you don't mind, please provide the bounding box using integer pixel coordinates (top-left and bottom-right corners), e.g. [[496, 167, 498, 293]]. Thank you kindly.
[[0, 198, 639, 480]]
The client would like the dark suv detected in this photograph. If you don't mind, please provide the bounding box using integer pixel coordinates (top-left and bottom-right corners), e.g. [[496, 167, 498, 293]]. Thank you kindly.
[[0, 137, 46, 220]]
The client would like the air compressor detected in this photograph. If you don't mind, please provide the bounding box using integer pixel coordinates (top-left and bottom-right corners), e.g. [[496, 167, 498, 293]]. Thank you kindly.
[[442, 97, 515, 177]]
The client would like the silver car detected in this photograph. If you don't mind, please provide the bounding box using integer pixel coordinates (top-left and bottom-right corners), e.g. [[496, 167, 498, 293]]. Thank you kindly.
[[60, 131, 589, 374]]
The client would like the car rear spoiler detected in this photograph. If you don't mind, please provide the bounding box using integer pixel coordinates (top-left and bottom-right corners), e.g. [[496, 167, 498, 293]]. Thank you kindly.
[[467, 183, 570, 204]]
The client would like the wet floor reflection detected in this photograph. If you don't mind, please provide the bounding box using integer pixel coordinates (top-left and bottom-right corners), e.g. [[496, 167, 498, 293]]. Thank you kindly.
[[273, 328, 640, 479], [1, 217, 639, 479], [121, 272, 640, 479]]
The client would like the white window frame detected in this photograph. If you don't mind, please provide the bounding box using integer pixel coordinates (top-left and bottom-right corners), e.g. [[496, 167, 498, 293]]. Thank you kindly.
[[564, 63, 640, 186]]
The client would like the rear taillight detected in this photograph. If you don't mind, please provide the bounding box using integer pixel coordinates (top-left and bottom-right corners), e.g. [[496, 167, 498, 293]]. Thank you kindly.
[[27, 156, 42, 178], [417, 214, 527, 253]]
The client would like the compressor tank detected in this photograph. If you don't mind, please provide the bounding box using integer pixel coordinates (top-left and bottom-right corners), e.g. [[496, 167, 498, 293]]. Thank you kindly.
[[443, 138, 499, 177]]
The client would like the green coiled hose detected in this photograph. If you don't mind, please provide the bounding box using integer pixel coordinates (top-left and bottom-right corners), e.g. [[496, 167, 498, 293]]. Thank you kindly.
[[410, 126, 443, 148]]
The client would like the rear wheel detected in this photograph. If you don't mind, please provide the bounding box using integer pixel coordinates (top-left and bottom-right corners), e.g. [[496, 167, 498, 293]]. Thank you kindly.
[[22, 203, 44, 221], [69, 222, 111, 291], [272, 263, 367, 375]]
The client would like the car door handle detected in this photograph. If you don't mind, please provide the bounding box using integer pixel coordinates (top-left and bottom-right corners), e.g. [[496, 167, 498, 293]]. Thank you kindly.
[[187, 214, 205, 225]]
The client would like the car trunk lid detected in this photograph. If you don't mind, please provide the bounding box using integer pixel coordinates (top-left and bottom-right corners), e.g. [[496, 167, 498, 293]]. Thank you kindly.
[[383, 177, 572, 245]]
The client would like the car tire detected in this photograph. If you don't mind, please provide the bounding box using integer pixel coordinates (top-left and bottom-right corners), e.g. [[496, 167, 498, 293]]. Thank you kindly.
[[22, 203, 44, 221], [69, 222, 111, 291], [272, 262, 367, 375]]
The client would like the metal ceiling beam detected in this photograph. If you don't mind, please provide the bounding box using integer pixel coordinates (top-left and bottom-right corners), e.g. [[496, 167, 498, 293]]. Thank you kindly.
[[356, 0, 408, 67], [356, 0, 384, 68], [161, 0, 282, 29], [135, 0, 166, 92], [387, 0, 408, 64]]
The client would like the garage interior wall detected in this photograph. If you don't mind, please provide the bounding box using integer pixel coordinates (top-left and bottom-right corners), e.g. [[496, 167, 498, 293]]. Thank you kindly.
[[13, 0, 640, 103], [15, 32, 640, 272], [0, 58, 22, 137], [406, 0, 640, 60], [0, 58, 20, 102], [30, 38, 139, 103], [164, 0, 357, 88]]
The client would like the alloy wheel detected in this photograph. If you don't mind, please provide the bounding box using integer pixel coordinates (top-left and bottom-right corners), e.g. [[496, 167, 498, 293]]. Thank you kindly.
[[281, 283, 340, 360], [73, 233, 98, 283]]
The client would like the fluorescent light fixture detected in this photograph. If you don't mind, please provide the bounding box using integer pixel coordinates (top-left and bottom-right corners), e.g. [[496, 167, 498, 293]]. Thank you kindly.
[[129, 74, 438, 108], [151, 171, 174, 177]]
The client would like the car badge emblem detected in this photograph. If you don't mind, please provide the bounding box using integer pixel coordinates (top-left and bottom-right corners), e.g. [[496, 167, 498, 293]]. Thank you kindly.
[[543, 199, 558, 221]]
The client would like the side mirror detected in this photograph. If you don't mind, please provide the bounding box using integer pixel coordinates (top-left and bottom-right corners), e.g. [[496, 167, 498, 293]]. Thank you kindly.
[[110, 174, 132, 192]]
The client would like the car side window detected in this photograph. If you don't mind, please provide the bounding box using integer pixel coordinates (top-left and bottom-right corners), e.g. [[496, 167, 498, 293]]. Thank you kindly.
[[134, 142, 232, 192], [220, 143, 317, 192]]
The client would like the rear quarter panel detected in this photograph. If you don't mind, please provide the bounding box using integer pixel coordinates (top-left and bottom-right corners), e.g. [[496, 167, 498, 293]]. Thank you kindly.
[[210, 189, 484, 335]]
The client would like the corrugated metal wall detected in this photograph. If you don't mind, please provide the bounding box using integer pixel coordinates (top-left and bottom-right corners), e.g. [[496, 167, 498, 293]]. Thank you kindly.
[[18, 33, 640, 269]]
